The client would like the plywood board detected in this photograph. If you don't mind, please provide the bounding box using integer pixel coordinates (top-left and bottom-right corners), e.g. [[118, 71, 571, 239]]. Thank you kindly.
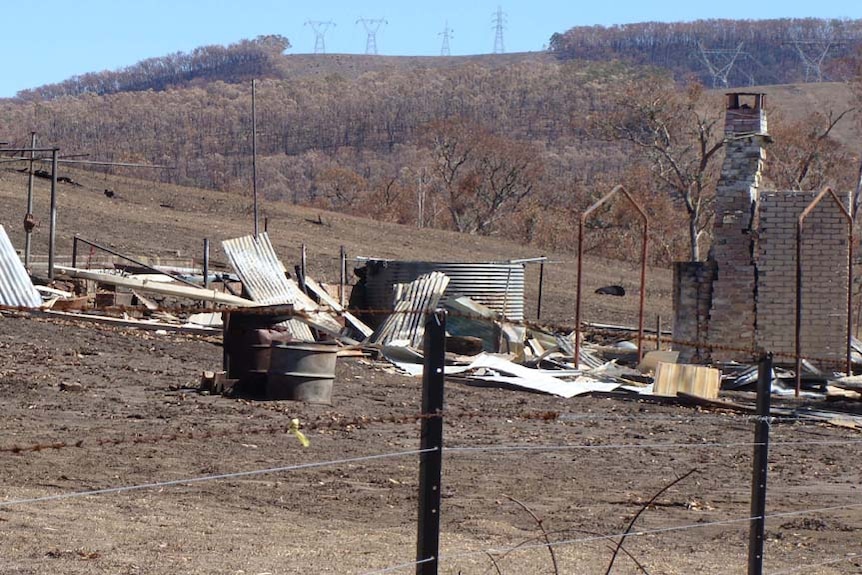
[[654, 362, 720, 400]]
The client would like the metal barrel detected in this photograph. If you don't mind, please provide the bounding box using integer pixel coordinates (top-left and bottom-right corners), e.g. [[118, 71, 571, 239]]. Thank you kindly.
[[267, 342, 338, 404]]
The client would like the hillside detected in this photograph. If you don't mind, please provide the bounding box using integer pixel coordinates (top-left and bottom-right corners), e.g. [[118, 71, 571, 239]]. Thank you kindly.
[[551, 18, 862, 87], [1, 31, 860, 269], [0, 163, 673, 329]]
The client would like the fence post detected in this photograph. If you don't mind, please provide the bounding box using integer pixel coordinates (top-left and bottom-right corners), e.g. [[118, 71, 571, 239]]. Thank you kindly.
[[203, 238, 210, 289], [748, 353, 772, 575], [416, 309, 446, 575], [536, 257, 545, 320]]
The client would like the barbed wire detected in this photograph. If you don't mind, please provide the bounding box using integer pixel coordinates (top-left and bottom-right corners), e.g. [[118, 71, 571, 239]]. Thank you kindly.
[[1, 404, 854, 459], [0, 447, 436, 509], [3, 301, 860, 370], [361, 502, 862, 574], [444, 438, 862, 454], [767, 553, 861, 575]]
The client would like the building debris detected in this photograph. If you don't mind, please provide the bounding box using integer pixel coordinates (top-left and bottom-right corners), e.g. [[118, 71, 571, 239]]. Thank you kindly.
[[54, 266, 254, 307], [0, 225, 41, 308], [369, 271, 450, 348], [653, 362, 720, 400]]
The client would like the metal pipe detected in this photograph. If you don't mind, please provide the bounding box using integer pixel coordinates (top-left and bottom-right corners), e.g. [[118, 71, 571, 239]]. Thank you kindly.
[[575, 185, 649, 365], [300, 243, 308, 294], [203, 238, 210, 289], [72, 236, 201, 289], [72, 236, 79, 269], [24, 132, 36, 270], [638, 210, 649, 364], [48, 149, 58, 280], [536, 257, 545, 320], [251, 79, 259, 239], [656, 315, 662, 350], [575, 220, 584, 366], [339, 245, 347, 307]]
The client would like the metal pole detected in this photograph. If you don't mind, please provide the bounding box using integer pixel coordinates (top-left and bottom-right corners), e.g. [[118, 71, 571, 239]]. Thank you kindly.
[[748, 353, 772, 575], [536, 257, 545, 320], [339, 245, 346, 307], [48, 148, 58, 280], [416, 309, 446, 575], [637, 217, 648, 364], [203, 238, 210, 289], [72, 237, 201, 288], [575, 219, 585, 367], [24, 132, 36, 269], [252, 79, 259, 239], [795, 216, 803, 397], [846, 229, 854, 377], [72, 236, 78, 268], [300, 243, 308, 294]]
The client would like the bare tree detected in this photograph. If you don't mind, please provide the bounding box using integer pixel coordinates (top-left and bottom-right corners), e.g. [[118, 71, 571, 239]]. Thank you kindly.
[[594, 78, 725, 261], [428, 119, 543, 235]]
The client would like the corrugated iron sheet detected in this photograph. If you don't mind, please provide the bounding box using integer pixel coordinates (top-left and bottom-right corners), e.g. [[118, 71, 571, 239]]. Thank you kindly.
[[0, 225, 41, 308], [369, 271, 450, 347], [222, 233, 315, 341], [364, 261, 525, 323], [222, 233, 348, 341]]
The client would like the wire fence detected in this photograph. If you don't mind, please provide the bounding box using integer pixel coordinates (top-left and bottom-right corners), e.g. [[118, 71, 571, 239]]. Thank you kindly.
[[1, 305, 860, 573]]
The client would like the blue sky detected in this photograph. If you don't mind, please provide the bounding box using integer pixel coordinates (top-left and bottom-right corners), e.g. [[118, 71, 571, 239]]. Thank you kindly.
[[1, 0, 859, 97]]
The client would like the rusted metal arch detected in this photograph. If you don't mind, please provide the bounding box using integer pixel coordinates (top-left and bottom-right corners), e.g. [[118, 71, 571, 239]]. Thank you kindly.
[[795, 186, 854, 396], [575, 185, 649, 365]]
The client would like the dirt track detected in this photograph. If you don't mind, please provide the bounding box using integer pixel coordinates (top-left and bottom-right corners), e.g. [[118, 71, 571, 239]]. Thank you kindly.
[[1, 313, 860, 574]]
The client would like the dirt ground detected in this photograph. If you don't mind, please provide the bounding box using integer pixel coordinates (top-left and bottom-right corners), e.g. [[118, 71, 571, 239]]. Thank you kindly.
[[0, 167, 860, 574], [0, 312, 860, 575]]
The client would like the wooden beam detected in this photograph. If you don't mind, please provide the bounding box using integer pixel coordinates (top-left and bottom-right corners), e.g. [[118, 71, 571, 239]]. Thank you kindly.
[[54, 266, 255, 307]]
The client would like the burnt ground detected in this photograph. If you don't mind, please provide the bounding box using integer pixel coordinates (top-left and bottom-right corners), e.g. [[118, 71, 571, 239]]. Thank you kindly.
[[0, 167, 860, 573], [0, 313, 860, 575]]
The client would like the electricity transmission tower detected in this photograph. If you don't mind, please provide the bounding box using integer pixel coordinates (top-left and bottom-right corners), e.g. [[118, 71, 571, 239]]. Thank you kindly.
[[356, 17, 387, 55], [492, 6, 506, 54], [696, 42, 745, 88], [439, 21, 453, 56], [789, 40, 839, 83], [305, 20, 335, 54]]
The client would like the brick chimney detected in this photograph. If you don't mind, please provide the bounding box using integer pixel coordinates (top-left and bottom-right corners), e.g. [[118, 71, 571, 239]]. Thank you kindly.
[[707, 93, 769, 361]]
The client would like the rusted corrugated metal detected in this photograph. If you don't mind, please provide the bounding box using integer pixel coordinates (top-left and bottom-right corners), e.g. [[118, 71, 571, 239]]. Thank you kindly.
[[363, 260, 525, 323], [0, 225, 41, 308]]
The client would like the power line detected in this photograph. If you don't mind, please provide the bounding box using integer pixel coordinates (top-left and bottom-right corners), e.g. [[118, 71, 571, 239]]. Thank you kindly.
[[305, 20, 336, 54], [439, 21, 453, 57], [491, 6, 506, 54], [357, 17, 387, 55], [696, 42, 746, 88], [788, 40, 841, 83]]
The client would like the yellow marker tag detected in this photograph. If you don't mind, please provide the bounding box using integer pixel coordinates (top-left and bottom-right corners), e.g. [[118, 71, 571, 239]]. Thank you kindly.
[[290, 418, 310, 448]]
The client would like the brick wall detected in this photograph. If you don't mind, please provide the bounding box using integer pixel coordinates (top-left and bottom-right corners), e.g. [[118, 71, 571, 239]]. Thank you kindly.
[[757, 191, 850, 365], [672, 261, 716, 363]]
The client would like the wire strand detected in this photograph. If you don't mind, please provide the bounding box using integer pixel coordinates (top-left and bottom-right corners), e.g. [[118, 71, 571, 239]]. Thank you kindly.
[[0, 447, 435, 508], [768, 553, 861, 575]]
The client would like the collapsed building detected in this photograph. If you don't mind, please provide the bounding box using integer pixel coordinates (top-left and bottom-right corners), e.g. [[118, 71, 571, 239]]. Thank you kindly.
[[673, 93, 852, 368]]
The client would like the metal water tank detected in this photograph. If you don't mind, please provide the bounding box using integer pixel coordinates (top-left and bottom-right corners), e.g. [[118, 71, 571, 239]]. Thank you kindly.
[[362, 260, 525, 325]]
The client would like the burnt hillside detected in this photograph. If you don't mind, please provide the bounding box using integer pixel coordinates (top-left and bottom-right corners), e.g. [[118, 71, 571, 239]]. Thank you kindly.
[[550, 18, 862, 87]]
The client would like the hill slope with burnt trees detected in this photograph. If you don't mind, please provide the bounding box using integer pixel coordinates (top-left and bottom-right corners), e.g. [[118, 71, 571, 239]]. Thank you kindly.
[[1, 21, 860, 265], [550, 18, 862, 87]]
